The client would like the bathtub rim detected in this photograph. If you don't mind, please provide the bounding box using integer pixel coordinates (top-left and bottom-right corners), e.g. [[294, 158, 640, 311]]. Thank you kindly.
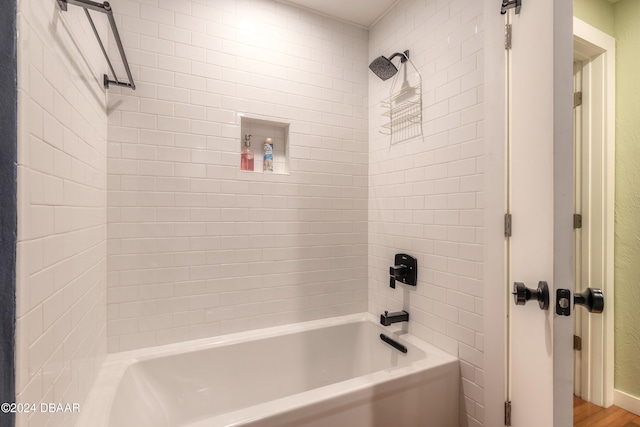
[[77, 312, 458, 427]]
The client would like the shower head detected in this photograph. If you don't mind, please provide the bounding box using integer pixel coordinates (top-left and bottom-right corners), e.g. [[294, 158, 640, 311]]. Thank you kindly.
[[369, 56, 398, 81], [368, 50, 410, 81]]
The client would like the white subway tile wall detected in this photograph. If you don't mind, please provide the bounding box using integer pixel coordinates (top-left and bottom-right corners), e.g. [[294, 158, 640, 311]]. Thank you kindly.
[[14, 0, 486, 425], [106, 0, 369, 352], [368, 1, 484, 426], [16, 1, 108, 426]]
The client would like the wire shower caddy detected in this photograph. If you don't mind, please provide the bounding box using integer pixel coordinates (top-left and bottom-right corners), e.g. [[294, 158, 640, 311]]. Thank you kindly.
[[380, 55, 423, 144]]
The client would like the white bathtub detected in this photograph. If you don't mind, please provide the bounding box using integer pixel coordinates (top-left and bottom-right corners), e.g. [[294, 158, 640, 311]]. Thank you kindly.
[[78, 313, 459, 427]]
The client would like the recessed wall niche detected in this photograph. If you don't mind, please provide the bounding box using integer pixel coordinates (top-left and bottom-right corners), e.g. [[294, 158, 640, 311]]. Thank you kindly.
[[240, 116, 290, 175]]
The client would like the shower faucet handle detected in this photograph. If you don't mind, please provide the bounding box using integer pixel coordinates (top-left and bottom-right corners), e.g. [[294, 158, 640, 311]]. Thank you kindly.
[[388, 253, 417, 289], [389, 265, 407, 277], [389, 265, 407, 289]]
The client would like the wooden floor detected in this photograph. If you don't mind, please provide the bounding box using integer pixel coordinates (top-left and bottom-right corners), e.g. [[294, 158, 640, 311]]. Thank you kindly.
[[574, 396, 640, 426]]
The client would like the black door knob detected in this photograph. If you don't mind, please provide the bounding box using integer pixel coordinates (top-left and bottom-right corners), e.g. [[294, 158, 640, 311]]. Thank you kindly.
[[574, 288, 604, 313], [512, 281, 549, 310]]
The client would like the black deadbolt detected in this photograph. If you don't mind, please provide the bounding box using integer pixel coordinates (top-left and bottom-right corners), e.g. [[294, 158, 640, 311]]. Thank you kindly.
[[556, 288, 571, 316]]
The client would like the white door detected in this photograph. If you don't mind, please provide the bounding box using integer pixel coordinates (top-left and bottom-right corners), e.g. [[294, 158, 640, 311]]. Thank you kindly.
[[507, 0, 574, 425], [484, 1, 588, 425]]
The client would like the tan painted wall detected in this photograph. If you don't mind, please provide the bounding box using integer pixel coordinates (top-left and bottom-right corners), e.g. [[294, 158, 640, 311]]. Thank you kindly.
[[574, 0, 614, 35], [574, 0, 640, 400], [612, 0, 640, 399]]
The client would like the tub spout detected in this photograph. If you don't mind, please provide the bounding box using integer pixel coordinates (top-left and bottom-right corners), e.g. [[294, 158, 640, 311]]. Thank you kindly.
[[380, 310, 409, 326]]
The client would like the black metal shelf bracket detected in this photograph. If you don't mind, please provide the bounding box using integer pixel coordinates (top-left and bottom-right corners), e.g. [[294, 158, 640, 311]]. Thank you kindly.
[[500, 0, 521, 15], [56, 0, 136, 90]]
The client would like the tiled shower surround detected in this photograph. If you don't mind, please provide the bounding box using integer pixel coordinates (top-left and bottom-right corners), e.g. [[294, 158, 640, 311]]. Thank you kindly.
[[105, 0, 370, 352], [16, 1, 108, 426], [15, 0, 485, 426], [369, 1, 485, 426]]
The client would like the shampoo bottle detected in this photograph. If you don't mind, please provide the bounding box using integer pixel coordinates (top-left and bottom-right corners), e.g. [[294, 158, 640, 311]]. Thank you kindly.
[[263, 138, 273, 172], [240, 134, 254, 171]]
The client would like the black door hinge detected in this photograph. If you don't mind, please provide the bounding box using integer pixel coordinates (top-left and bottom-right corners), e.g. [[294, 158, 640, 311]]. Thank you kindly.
[[505, 213, 512, 237], [505, 400, 512, 426], [574, 335, 582, 351], [574, 214, 582, 229], [574, 91, 583, 108]]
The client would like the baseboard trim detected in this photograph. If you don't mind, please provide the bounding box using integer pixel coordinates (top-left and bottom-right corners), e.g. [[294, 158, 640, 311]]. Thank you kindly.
[[614, 389, 640, 417]]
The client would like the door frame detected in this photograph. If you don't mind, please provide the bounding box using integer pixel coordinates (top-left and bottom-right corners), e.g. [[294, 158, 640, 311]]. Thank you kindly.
[[483, 0, 574, 425], [0, 0, 18, 420], [572, 17, 615, 408], [483, 0, 508, 422]]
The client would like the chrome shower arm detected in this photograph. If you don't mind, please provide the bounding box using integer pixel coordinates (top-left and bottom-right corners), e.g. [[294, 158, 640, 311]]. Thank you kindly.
[[388, 50, 410, 63]]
